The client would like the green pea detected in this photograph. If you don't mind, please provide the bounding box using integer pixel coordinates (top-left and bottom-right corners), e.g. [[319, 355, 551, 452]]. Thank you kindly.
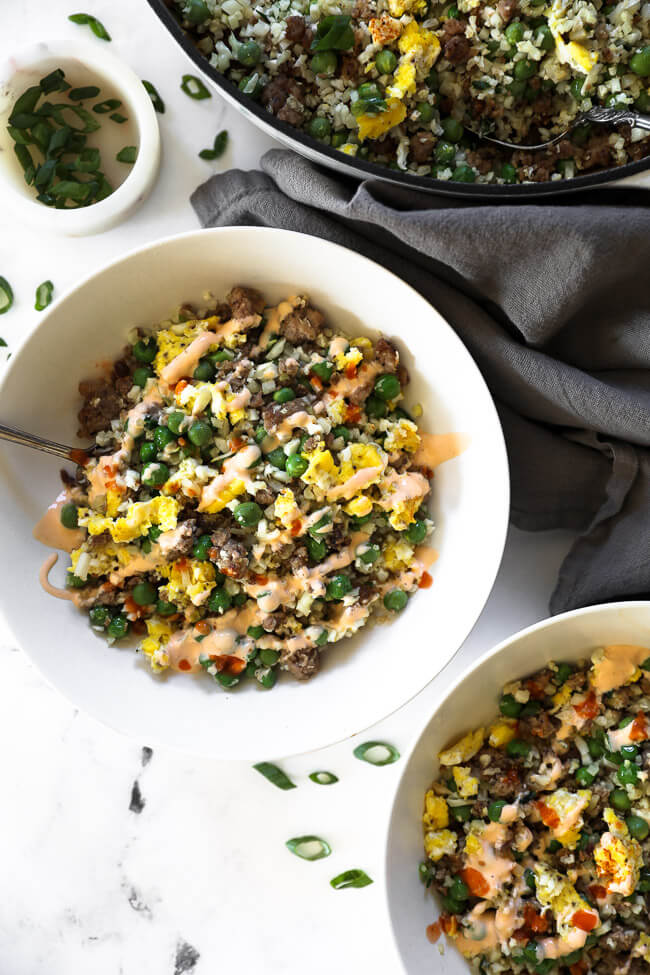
[[449, 876, 469, 901], [307, 116, 331, 140], [514, 58, 537, 80], [376, 49, 398, 74], [365, 395, 387, 418], [374, 373, 401, 401], [442, 895, 464, 914], [247, 625, 265, 638], [238, 40, 262, 67], [153, 425, 176, 451], [383, 588, 408, 612], [638, 867, 650, 892], [358, 543, 380, 565], [286, 453, 308, 477], [570, 76, 585, 100], [618, 761, 639, 786], [166, 411, 186, 436], [139, 441, 156, 463], [312, 360, 334, 382], [506, 739, 531, 758], [452, 164, 476, 183], [131, 581, 156, 606], [193, 535, 213, 561], [426, 68, 439, 91], [310, 51, 338, 75], [208, 587, 232, 614], [524, 867, 536, 890], [259, 668, 277, 689], [434, 140, 456, 164], [405, 519, 427, 544], [451, 804, 472, 822], [267, 447, 287, 470], [326, 574, 352, 601], [184, 0, 210, 23], [509, 78, 528, 98], [416, 101, 435, 123], [133, 366, 153, 388], [233, 501, 263, 527], [488, 799, 506, 822], [60, 502, 79, 529], [89, 606, 108, 626], [631, 46, 650, 77], [238, 74, 264, 100], [260, 649, 280, 667], [547, 839, 561, 853], [349, 513, 372, 528], [606, 91, 630, 108], [107, 614, 129, 639], [142, 462, 169, 488], [133, 338, 156, 363], [273, 387, 295, 404], [332, 425, 350, 442], [606, 749, 624, 765], [441, 117, 463, 143], [207, 348, 234, 364], [156, 599, 177, 616], [505, 20, 524, 44], [535, 22, 554, 51], [626, 814, 650, 841], [521, 700, 541, 717], [575, 767, 595, 787], [621, 744, 639, 759], [499, 693, 522, 718], [193, 358, 215, 381], [635, 92, 650, 112], [587, 736, 605, 760], [446, 4, 460, 15], [331, 131, 347, 148], [610, 788, 632, 812], [534, 961, 555, 975], [523, 943, 539, 964], [554, 662, 573, 684], [188, 420, 212, 446], [217, 670, 240, 688]]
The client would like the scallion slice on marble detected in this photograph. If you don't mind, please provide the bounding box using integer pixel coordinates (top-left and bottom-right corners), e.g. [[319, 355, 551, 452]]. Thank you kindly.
[[353, 741, 400, 766], [330, 869, 373, 890], [68, 13, 111, 40], [34, 280, 54, 311], [116, 145, 137, 163], [253, 762, 296, 790], [286, 836, 332, 860], [181, 74, 211, 100], [309, 771, 339, 785], [199, 129, 228, 160], [142, 80, 165, 114], [0, 277, 14, 315]]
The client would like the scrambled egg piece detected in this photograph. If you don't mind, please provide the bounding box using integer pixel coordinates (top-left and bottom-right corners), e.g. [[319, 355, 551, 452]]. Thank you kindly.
[[388, 0, 426, 16], [275, 488, 300, 529], [383, 538, 415, 571], [533, 862, 598, 937], [339, 443, 385, 486], [336, 346, 363, 371], [79, 496, 180, 543], [388, 22, 441, 101], [388, 61, 417, 100], [326, 396, 348, 425], [384, 419, 420, 454], [439, 727, 485, 766], [153, 317, 219, 377], [388, 496, 422, 531], [551, 684, 572, 712], [357, 98, 406, 142], [488, 719, 517, 748], [105, 488, 121, 518], [547, 0, 598, 74], [369, 11, 402, 44], [159, 558, 217, 607], [543, 789, 591, 846], [453, 766, 479, 799], [424, 828, 457, 861], [141, 618, 174, 671], [423, 791, 449, 830], [594, 808, 642, 896], [345, 495, 373, 517], [301, 447, 338, 488]]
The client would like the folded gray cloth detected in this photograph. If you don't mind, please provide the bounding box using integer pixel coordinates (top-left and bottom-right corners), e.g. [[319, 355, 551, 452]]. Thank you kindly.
[[191, 149, 650, 613]]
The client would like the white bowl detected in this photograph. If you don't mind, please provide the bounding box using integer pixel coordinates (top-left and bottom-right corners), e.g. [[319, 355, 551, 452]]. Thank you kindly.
[[0, 40, 160, 235], [0, 227, 508, 758], [384, 600, 650, 975]]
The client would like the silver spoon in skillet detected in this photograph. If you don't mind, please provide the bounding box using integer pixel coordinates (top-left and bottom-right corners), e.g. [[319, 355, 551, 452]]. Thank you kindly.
[[468, 105, 650, 152], [0, 422, 106, 464]]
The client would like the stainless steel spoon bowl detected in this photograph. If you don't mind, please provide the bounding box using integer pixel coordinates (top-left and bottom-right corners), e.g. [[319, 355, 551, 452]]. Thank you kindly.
[[469, 106, 650, 152]]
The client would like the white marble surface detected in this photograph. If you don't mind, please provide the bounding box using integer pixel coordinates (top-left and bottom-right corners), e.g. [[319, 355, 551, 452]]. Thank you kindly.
[[1, 2, 576, 973]]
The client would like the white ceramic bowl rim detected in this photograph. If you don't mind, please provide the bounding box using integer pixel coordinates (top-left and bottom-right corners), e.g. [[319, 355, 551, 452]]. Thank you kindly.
[[0, 39, 160, 234], [0, 226, 509, 758]]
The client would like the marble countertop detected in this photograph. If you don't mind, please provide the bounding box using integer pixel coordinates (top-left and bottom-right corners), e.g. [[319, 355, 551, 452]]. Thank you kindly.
[[2, 3, 576, 972]]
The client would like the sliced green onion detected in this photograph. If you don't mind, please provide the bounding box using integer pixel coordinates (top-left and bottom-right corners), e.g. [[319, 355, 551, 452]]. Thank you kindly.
[[69, 85, 100, 101], [110, 112, 128, 123], [199, 129, 228, 160], [50, 180, 92, 203], [309, 771, 339, 785], [0, 338, 7, 347], [253, 762, 297, 790], [68, 13, 112, 41], [35, 280, 54, 311], [181, 74, 212, 99], [93, 98, 122, 114], [9, 85, 41, 123], [142, 80, 165, 113], [13, 144, 36, 184], [286, 835, 332, 860], [330, 869, 373, 889], [353, 741, 400, 766], [0, 278, 14, 315], [116, 145, 137, 163], [40, 69, 70, 94]]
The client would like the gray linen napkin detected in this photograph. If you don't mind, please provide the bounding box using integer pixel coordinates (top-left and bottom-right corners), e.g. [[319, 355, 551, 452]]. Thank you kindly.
[[191, 149, 650, 614]]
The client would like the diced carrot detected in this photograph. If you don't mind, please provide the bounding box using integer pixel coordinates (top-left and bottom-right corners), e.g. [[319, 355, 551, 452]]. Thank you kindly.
[[210, 654, 246, 675], [250, 573, 268, 585], [229, 436, 245, 451], [512, 928, 529, 942], [536, 800, 560, 830], [194, 621, 211, 636], [418, 571, 433, 589], [569, 961, 588, 975], [525, 678, 546, 700], [425, 921, 442, 944], [630, 711, 649, 742], [588, 884, 607, 901], [310, 374, 324, 391], [574, 690, 599, 720], [461, 867, 490, 898], [440, 914, 458, 936], [345, 363, 358, 379], [571, 910, 598, 932], [290, 518, 303, 537], [178, 659, 192, 671], [523, 905, 548, 933], [175, 379, 189, 396], [345, 404, 361, 424]]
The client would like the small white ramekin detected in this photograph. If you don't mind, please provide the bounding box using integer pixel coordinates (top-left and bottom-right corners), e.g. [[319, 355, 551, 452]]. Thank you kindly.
[[0, 39, 160, 236]]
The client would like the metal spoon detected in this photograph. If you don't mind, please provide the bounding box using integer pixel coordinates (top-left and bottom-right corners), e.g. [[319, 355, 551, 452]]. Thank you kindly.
[[0, 422, 101, 464], [468, 106, 650, 152]]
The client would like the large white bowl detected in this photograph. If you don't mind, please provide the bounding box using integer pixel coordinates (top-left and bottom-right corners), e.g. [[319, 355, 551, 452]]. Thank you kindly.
[[0, 227, 508, 758], [385, 600, 650, 975]]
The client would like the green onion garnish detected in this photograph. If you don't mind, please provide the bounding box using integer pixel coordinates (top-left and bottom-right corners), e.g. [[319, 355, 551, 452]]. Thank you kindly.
[[110, 112, 128, 124], [93, 98, 122, 114], [309, 771, 339, 785], [0, 278, 14, 315], [69, 85, 100, 101], [0, 338, 7, 348], [286, 836, 332, 860], [116, 146, 137, 163], [253, 762, 296, 790], [68, 13, 112, 41], [35, 280, 54, 311], [40, 69, 70, 94], [181, 74, 212, 100], [330, 869, 373, 890], [199, 129, 228, 160], [142, 80, 165, 114], [353, 741, 400, 766]]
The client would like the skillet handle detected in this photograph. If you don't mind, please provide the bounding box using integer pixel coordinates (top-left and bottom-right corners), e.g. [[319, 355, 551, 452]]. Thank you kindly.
[[631, 111, 650, 132]]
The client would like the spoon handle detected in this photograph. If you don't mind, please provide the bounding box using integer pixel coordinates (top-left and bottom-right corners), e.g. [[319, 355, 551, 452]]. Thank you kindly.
[[585, 106, 650, 132], [0, 422, 74, 460]]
